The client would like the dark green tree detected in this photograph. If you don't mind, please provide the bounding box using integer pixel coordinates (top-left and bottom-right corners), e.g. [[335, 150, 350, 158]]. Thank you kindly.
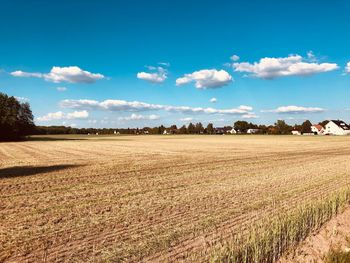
[[301, 120, 312, 134], [187, 123, 195, 134], [206, 123, 214, 134], [274, 120, 292, 135], [179, 125, 187, 134], [0, 93, 34, 141], [234, 121, 250, 133], [195, 122, 204, 134]]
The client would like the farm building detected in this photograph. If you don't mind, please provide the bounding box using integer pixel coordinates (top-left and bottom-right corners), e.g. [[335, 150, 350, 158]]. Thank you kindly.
[[311, 125, 324, 135], [324, 120, 350, 135]]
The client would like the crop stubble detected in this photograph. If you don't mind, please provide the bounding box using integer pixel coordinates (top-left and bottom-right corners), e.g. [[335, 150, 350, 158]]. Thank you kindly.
[[1, 135, 350, 262]]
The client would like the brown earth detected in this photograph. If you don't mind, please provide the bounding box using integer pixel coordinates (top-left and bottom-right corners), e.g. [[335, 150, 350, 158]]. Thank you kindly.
[[1, 135, 350, 262]]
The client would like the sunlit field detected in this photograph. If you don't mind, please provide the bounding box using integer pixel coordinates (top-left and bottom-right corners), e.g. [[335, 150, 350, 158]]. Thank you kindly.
[[1, 135, 350, 262]]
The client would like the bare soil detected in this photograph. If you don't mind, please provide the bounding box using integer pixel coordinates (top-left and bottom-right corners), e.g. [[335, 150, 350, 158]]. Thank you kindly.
[[1, 135, 350, 262]]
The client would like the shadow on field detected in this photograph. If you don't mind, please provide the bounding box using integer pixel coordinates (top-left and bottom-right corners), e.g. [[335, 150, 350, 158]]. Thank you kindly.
[[0, 164, 80, 179]]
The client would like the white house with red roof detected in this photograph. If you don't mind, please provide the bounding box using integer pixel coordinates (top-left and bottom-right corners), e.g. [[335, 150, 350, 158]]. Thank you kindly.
[[311, 124, 325, 135]]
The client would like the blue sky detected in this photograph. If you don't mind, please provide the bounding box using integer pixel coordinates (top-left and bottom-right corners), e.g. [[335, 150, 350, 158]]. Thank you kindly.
[[1, 0, 350, 128]]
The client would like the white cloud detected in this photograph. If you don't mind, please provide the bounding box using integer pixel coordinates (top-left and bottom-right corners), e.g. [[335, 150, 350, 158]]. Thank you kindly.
[[14, 96, 30, 102], [11, 71, 43, 78], [57, 87, 67, 92], [230, 54, 240, 61], [307, 51, 317, 62], [233, 54, 338, 79], [262, 105, 325, 114], [179, 117, 193, 122], [158, 62, 170, 67], [119, 113, 160, 121], [11, 66, 104, 83], [345, 62, 350, 74], [37, 110, 89, 122], [242, 113, 259, 119], [176, 69, 233, 89], [137, 66, 167, 83], [66, 110, 89, 119], [60, 99, 254, 116], [210, 97, 217, 103]]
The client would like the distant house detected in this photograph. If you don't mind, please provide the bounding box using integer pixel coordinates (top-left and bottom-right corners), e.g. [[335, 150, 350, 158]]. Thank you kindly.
[[311, 125, 324, 135], [215, 127, 232, 134], [325, 120, 350, 135], [291, 130, 301, 135], [214, 127, 225, 134], [229, 128, 237, 134], [163, 130, 169, 135], [247, 128, 260, 134]]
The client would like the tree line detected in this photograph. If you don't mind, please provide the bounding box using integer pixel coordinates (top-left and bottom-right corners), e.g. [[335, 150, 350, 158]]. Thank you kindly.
[[1, 92, 329, 141], [33, 119, 325, 135]]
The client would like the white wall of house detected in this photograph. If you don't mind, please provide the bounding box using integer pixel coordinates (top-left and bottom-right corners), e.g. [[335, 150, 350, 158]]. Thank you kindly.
[[292, 130, 301, 135], [325, 121, 350, 135]]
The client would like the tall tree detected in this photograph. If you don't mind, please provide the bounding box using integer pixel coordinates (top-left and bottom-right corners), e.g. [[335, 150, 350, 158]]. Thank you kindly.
[[187, 123, 195, 134], [206, 123, 214, 134], [274, 120, 292, 135], [179, 125, 187, 134], [195, 122, 204, 134], [301, 120, 312, 134], [0, 93, 34, 141]]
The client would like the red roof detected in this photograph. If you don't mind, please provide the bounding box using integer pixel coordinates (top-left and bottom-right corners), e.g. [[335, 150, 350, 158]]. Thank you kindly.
[[313, 124, 323, 131]]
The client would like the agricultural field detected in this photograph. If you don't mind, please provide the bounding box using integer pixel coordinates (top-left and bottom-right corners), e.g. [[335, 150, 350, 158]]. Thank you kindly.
[[1, 135, 350, 262]]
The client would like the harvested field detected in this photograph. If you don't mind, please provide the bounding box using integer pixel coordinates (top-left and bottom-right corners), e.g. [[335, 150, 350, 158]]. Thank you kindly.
[[1, 135, 350, 262]]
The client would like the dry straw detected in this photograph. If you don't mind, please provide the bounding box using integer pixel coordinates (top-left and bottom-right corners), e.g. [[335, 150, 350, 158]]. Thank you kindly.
[[210, 187, 350, 263]]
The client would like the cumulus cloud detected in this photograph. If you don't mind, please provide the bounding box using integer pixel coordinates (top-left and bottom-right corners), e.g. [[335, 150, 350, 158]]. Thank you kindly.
[[137, 65, 168, 83], [11, 66, 104, 83], [345, 62, 350, 74], [210, 97, 217, 103], [37, 110, 89, 121], [262, 105, 325, 114], [57, 87, 67, 92], [176, 69, 233, 89], [60, 99, 254, 116], [119, 113, 160, 121], [230, 54, 240, 61], [233, 54, 338, 79]]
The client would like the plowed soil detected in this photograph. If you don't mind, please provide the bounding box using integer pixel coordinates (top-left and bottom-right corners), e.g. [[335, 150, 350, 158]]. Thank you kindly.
[[1, 135, 350, 262]]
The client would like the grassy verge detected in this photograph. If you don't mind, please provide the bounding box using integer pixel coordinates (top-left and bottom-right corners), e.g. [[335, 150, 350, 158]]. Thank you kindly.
[[210, 187, 350, 263]]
